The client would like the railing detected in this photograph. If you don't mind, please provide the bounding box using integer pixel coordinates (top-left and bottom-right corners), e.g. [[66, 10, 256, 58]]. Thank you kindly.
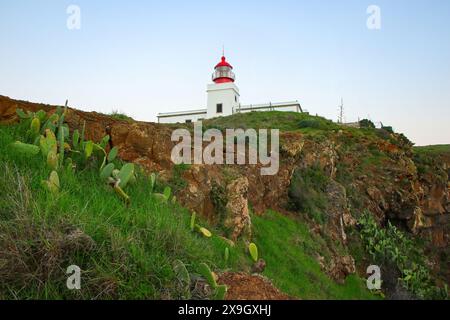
[[233, 101, 303, 113], [157, 108, 207, 118], [212, 70, 235, 81]]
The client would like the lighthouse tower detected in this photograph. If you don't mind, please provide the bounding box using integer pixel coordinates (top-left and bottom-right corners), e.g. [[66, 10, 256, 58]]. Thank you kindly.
[[156, 53, 302, 124], [206, 55, 240, 118]]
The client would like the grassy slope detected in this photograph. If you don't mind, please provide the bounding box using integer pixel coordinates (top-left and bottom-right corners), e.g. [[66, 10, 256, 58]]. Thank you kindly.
[[0, 115, 376, 299], [413, 144, 450, 156], [0, 123, 235, 299], [203, 111, 338, 132], [253, 211, 377, 299]]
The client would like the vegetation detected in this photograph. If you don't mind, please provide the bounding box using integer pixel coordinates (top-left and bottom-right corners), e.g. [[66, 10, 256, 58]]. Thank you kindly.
[[359, 119, 375, 129], [253, 211, 377, 299], [248, 243, 258, 262], [198, 262, 228, 300], [210, 182, 228, 224], [0, 111, 379, 300], [109, 110, 133, 122], [3, 107, 446, 301], [203, 111, 339, 133], [413, 145, 449, 182], [168, 163, 189, 193], [358, 212, 448, 299], [413, 144, 450, 156], [0, 116, 238, 299], [288, 165, 330, 223], [13, 105, 135, 204]]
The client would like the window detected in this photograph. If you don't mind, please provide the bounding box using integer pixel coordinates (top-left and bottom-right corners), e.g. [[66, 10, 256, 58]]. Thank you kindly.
[[185, 119, 192, 123], [235, 95, 237, 102], [216, 103, 223, 113]]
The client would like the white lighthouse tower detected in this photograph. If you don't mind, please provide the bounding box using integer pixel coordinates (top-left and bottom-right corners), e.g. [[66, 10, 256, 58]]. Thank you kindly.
[[206, 55, 240, 118], [157, 53, 302, 123]]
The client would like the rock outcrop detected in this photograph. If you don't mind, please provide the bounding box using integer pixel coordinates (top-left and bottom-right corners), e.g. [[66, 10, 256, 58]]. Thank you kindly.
[[224, 177, 251, 241], [1, 94, 448, 286]]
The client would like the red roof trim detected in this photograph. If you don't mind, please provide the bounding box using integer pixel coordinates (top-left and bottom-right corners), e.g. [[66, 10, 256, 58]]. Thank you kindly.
[[215, 56, 233, 69]]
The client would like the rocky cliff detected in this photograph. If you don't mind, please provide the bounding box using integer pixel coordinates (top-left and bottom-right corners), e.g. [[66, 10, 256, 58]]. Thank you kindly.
[[1, 95, 448, 293]]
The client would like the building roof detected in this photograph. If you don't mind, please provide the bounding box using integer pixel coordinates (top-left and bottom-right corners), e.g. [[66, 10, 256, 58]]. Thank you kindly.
[[215, 56, 233, 69]]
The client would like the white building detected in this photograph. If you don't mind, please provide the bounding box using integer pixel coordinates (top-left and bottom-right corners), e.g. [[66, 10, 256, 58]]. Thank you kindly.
[[157, 55, 303, 123]]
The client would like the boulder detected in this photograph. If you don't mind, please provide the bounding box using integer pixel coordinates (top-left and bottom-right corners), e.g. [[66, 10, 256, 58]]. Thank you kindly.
[[224, 177, 251, 241]]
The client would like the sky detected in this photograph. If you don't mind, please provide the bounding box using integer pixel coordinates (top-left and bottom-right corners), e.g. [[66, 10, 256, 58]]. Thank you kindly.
[[0, 0, 449, 146]]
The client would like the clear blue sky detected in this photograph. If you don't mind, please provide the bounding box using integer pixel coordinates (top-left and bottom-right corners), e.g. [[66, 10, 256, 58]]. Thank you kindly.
[[1, 0, 449, 145]]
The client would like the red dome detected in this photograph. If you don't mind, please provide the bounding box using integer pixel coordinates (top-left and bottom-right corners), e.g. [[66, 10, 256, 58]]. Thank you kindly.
[[212, 55, 235, 83], [215, 56, 233, 69]]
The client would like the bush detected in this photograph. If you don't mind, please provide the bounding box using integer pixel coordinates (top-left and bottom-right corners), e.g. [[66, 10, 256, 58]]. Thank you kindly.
[[359, 119, 375, 128], [210, 182, 227, 223], [168, 163, 189, 192], [288, 165, 329, 223], [381, 126, 394, 133], [358, 212, 448, 299], [110, 110, 133, 122], [299, 119, 322, 129]]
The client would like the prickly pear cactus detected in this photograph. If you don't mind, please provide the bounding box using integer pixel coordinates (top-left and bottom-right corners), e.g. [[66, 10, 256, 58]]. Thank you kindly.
[[97, 135, 108, 149], [30, 117, 41, 136], [214, 285, 228, 300], [72, 129, 80, 149], [16, 108, 30, 119], [249, 243, 258, 262], [150, 172, 156, 192], [163, 186, 171, 201], [114, 184, 130, 204], [198, 263, 217, 289], [196, 225, 212, 238], [100, 163, 115, 180], [84, 141, 94, 158], [10, 141, 40, 156], [118, 163, 135, 188], [172, 259, 191, 299], [42, 171, 60, 194], [190, 212, 196, 231], [47, 151, 58, 170], [224, 247, 230, 263], [108, 146, 118, 162]]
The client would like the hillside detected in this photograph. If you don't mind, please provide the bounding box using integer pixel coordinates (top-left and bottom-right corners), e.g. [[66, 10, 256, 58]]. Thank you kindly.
[[0, 95, 448, 300]]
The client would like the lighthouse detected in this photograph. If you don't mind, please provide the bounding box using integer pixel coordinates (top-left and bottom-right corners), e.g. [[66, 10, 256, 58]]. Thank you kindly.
[[157, 53, 302, 123], [207, 55, 240, 118]]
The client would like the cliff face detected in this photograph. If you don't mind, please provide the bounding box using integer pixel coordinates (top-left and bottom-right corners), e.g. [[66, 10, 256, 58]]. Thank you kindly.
[[1, 95, 448, 287]]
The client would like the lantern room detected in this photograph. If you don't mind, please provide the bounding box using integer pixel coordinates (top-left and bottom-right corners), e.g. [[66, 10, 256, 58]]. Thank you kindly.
[[212, 56, 236, 83]]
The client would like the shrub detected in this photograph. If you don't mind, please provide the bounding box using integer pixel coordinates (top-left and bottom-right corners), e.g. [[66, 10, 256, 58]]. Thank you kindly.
[[210, 182, 228, 223], [168, 163, 189, 192], [110, 110, 133, 122], [288, 165, 329, 223], [299, 119, 321, 129], [381, 126, 394, 133], [358, 212, 448, 299], [359, 119, 375, 128]]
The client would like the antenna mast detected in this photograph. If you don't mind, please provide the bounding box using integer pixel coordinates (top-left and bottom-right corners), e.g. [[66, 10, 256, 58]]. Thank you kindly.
[[338, 98, 344, 123]]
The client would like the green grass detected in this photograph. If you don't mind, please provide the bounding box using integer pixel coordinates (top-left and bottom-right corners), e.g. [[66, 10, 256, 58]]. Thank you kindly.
[[109, 110, 133, 122], [0, 121, 377, 300], [413, 144, 449, 182], [0, 123, 247, 299], [202, 111, 339, 133], [253, 211, 378, 300], [288, 166, 330, 224], [413, 144, 450, 156]]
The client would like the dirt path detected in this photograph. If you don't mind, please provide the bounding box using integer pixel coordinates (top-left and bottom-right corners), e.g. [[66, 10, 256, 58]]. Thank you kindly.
[[218, 272, 293, 300]]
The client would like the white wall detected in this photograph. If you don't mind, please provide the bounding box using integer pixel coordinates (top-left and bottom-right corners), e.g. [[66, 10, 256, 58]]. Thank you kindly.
[[158, 110, 207, 124], [206, 82, 240, 119], [236, 104, 299, 114]]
